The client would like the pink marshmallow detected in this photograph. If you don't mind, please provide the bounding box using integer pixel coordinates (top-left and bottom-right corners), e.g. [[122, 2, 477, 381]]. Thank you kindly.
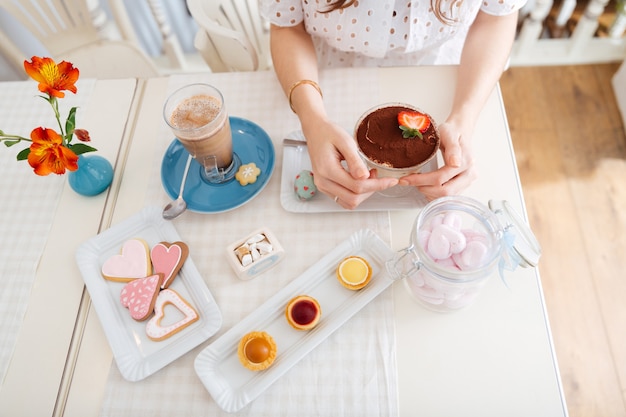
[[426, 214, 445, 231], [426, 228, 451, 259], [406, 273, 426, 289], [443, 212, 463, 229], [435, 256, 460, 270], [416, 230, 431, 250], [410, 283, 445, 304], [434, 224, 467, 254], [452, 240, 489, 270], [462, 228, 490, 245]]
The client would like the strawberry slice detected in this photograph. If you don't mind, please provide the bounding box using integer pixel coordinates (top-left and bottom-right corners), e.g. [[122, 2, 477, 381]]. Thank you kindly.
[[398, 110, 430, 139]]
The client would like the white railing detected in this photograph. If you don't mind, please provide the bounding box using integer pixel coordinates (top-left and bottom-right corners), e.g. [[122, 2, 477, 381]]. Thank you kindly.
[[512, 0, 626, 65], [0, 0, 624, 81]]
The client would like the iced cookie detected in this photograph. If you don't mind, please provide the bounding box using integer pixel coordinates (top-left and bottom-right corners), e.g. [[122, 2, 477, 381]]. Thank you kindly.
[[120, 274, 164, 321], [235, 162, 261, 186], [145, 289, 199, 341], [101, 238, 151, 282], [150, 241, 189, 289]]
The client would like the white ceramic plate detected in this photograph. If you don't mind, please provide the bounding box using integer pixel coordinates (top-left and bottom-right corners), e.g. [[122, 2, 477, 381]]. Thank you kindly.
[[75, 206, 222, 381], [194, 229, 395, 413], [280, 130, 434, 212]]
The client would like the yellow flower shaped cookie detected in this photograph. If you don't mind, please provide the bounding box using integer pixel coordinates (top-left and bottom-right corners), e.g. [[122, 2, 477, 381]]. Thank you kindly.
[[235, 162, 261, 186]]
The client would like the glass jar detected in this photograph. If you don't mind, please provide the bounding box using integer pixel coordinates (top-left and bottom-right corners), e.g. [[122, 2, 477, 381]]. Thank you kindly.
[[386, 196, 541, 312]]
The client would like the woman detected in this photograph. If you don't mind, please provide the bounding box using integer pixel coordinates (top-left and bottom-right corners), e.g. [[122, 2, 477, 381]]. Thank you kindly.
[[260, 0, 524, 209]]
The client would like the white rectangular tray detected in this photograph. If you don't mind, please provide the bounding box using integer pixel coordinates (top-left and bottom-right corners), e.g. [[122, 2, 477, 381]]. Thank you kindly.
[[194, 229, 395, 412], [75, 206, 222, 381]]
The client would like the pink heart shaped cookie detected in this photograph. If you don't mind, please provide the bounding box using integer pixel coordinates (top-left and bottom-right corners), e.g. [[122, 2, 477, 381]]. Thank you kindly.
[[102, 238, 151, 282], [150, 241, 189, 289], [120, 274, 164, 321]]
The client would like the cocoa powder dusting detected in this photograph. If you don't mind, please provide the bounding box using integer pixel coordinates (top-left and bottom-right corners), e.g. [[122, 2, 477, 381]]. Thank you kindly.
[[356, 106, 438, 168]]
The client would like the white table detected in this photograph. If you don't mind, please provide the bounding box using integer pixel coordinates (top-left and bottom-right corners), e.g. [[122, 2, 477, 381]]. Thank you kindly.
[[382, 68, 566, 416], [2, 67, 567, 416]]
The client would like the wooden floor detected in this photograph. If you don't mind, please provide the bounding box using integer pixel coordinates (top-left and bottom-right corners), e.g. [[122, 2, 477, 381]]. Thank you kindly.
[[500, 63, 626, 417]]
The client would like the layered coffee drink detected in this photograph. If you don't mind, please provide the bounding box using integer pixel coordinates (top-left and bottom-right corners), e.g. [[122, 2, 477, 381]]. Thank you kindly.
[[164, 84, 236, 183], [354, 103, 440, 178]]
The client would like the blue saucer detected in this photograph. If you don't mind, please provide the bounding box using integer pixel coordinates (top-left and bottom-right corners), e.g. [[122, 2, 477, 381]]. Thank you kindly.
[[161, 117, 275, 213]]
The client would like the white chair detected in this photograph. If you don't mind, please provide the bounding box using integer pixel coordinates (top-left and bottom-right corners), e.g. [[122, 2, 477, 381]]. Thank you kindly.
[[186, 0, 271, 72], [0, 0, 160, 79]]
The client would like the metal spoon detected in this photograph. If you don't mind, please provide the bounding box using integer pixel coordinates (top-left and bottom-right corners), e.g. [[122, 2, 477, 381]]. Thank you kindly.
[[283, 138, 307, 147], [163, 154, 192, 220]]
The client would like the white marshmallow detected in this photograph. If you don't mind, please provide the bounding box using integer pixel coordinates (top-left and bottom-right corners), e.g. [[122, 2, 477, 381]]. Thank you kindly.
[[241, 253, 253, 267], [246, 234, 266, 244], [256, 241, 273, 254]]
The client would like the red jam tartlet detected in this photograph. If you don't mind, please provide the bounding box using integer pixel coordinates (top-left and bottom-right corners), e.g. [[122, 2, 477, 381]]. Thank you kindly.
[[285, 295, 321, 331], [336, 256, 372, 290], [237, 331, 277, 371]]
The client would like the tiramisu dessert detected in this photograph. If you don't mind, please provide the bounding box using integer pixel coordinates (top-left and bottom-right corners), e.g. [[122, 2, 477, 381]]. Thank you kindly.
[[355, 104, 440, 177]]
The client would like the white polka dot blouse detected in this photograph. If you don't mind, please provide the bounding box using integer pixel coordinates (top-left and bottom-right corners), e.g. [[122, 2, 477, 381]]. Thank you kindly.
[[260, 0, 526, 67]]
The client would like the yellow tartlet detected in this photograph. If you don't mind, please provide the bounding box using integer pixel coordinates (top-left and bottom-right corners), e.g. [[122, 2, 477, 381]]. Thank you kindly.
[[336, 256, 372, 290]]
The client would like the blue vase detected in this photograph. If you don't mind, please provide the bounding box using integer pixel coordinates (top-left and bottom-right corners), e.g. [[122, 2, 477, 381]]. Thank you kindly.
[[68, 154, 113, 196]]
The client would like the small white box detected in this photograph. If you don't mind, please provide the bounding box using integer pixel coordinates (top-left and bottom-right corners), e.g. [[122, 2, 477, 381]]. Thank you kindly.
[[226, 228, 285, 280]]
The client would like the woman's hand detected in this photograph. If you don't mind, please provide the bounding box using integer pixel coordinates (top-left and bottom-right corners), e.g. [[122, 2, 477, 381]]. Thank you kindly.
[[301, 118, 399, 209], [398, 11, 517, 200], [398, 118, 477, 200]]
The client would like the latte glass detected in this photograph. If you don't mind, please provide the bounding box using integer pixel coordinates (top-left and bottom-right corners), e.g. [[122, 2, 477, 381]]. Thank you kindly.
[[163, 83, 239, 183]]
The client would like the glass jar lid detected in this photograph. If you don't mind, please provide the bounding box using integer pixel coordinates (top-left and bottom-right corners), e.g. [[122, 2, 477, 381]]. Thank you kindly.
[[488, 200, 542, 269]]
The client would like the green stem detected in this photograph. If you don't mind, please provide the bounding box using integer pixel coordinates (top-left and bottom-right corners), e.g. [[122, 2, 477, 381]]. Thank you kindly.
[[49, 96, 66, 142], [0, 134, 31, 142]]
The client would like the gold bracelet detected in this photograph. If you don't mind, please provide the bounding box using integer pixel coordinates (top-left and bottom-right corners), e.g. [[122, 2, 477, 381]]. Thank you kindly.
[[287, 79, 323, 114]]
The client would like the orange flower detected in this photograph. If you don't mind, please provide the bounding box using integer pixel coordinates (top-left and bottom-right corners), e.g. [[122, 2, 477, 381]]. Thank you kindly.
[[27, 127, 79, 175], [23, 57, 79, 99], [2, 57, 97, 176]]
